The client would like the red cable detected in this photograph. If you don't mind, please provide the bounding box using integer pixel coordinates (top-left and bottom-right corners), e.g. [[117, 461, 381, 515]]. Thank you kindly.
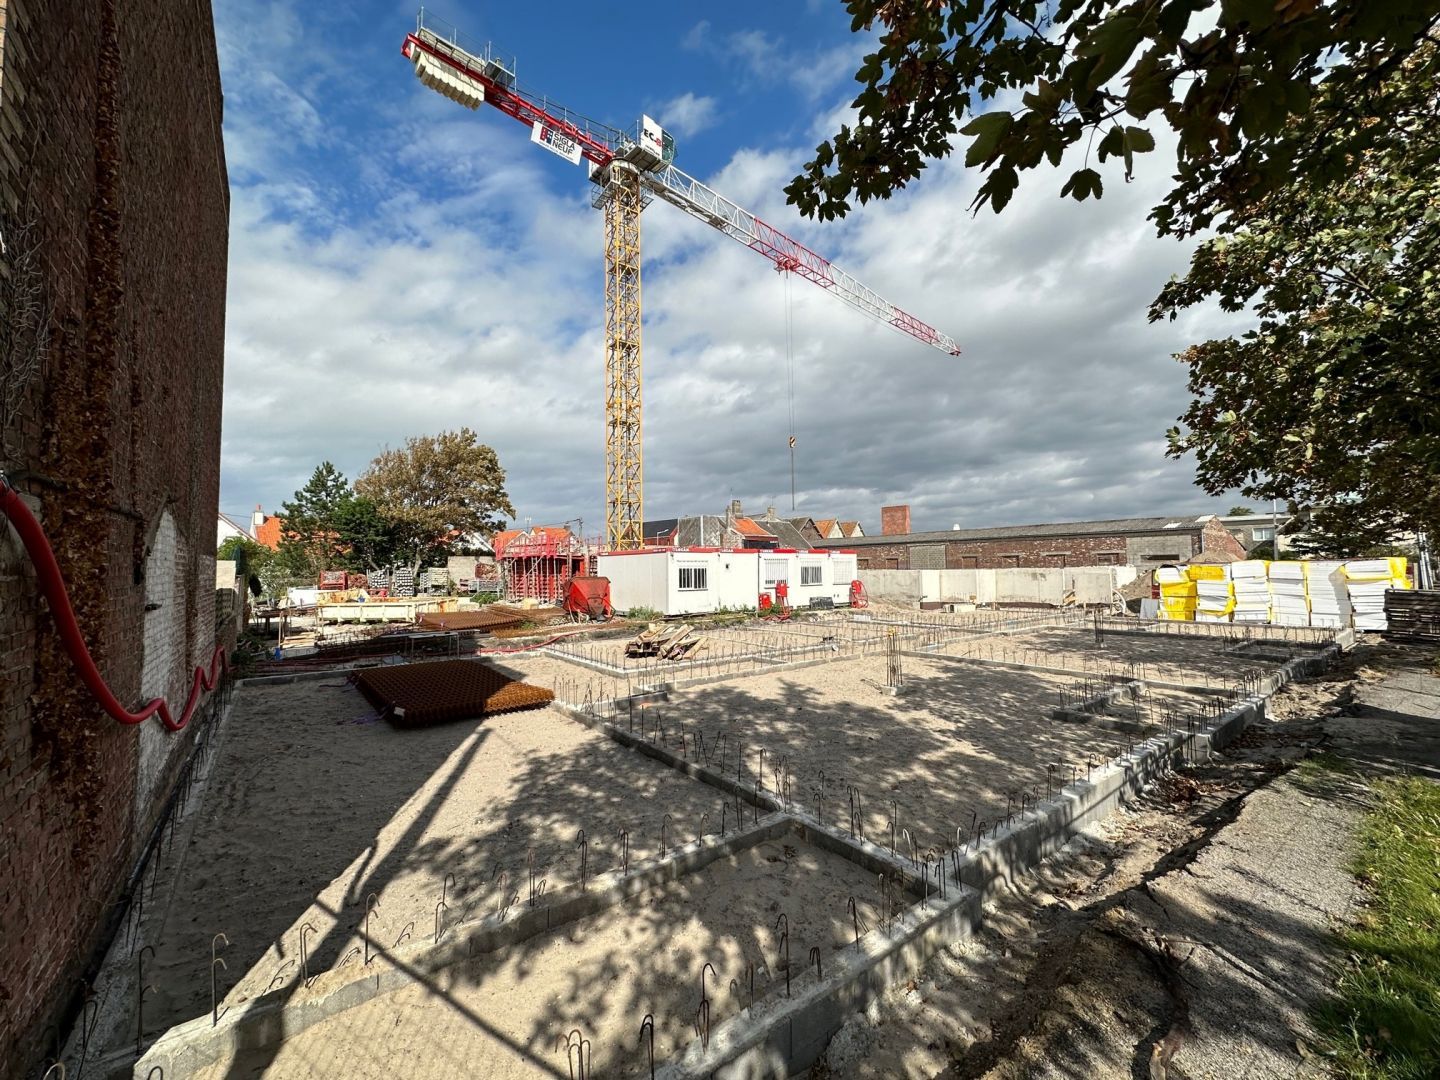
[[1, 476, 228, 732]]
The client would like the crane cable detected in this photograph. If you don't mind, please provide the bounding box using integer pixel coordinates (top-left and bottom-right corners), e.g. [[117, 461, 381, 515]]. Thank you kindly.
[[0, 472, 228, 731]]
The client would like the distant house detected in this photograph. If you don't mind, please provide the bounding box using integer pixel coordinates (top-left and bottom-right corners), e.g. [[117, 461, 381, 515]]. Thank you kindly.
[[837, 521, 865, 539], [1218, 511, 1301, 555], [250, 506, 284, 551], [818, 504, 1245, 569], [217, 512, 251, 549]]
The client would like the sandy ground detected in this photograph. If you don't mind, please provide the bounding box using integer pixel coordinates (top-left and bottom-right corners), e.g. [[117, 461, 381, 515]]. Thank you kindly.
[[188, 835, 886, 1079], [814, 638, 1437, 1080], [133, 677, 736, 1043], [647, 655, 1214, 865]]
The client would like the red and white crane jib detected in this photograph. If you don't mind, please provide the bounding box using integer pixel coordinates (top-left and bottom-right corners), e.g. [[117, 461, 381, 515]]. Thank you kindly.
[[641, 164, 961, 356], [402, 22, 961, 357], [403, 29, 618, 168]]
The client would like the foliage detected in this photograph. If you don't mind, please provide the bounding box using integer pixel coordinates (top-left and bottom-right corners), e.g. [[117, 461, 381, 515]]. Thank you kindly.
[[356, 429, 515, 576], [217, 534, 271, 569], [277, 462, 352, 579], [1226, 506, 1254, 516], [1152, 47, 1440, 544], [1313, 776, 1440, 1079], [472, 591, 500, 605], [1286, 505, 1419, 561], [333, 494, 403, 572], [786, 1, 1437, 236]]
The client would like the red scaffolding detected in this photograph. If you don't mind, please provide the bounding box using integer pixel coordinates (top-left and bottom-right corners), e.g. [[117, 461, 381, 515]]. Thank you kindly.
[[496, 527, 593, 605]]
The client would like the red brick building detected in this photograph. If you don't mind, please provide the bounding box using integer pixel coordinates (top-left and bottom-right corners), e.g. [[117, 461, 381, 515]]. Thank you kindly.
[[819, 508, 1245, 570], [0, 2, 229, 1075]]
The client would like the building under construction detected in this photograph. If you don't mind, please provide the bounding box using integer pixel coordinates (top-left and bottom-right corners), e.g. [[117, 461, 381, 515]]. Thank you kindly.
[[493, 525, 594, 604]]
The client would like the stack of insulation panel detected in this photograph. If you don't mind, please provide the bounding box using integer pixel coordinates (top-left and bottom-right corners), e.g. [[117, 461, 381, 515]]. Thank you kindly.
[[1344, 557, 1410, 630], [1194, 565, 1235, 623], [1231, 560, 1272, 624], [1269, 562, 1310, 626], [1156, 565, 1196, 620], [1306, 561, 1351, 627]]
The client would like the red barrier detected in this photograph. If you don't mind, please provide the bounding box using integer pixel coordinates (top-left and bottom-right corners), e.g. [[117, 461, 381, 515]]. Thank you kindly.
[[1, 475, 228, 731]]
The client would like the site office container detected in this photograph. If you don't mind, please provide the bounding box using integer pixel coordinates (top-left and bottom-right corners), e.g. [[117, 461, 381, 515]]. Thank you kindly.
[[758, 550, 860, 608], [596, 548, 761, 616]]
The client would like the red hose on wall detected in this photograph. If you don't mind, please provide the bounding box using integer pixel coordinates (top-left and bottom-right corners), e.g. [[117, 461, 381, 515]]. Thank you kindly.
[[1, 474, 228, 732]]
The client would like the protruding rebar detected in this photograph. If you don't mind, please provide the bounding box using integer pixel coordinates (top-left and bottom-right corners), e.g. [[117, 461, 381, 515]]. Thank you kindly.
[[638, 1013, 655, 1079], [210, 932, 229, 1027], [364, 893, 380, 964]]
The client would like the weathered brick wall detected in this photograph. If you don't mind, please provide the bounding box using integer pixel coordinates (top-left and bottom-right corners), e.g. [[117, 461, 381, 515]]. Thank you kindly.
[[0, 1, 228, 1075], [879, 504, 911, 536], [1201, 515, 1248, 560], [831, 525, 1246, 571], [845, 532, 1136, 570]]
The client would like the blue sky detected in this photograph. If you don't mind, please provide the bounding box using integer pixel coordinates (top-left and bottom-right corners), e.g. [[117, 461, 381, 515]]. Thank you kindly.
[[215, 0, 1245, 540]]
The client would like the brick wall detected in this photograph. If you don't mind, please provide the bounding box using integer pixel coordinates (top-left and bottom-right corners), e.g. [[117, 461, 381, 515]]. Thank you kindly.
[[851, 532, 1138, 571], [0, 2, 228, 1076], [880, 504, 911, 536], [840, 522, 1244, 572]]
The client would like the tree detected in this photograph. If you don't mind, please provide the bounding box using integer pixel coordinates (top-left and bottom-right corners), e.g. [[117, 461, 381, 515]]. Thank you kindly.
[[1226, 506, 1253, 516], [217, 534, 271, 566], [355, 429, 515, 575], [277, 462, 351, 579], [1284, 503, 1418, 561], [785, 1, 1438, 235], [1151, 46, 1440, 547], [333, 495, 404, 572]]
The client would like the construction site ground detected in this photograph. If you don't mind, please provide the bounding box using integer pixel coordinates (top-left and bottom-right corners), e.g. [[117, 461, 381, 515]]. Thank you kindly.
[[84, 613, 1430, 1080], [816, 639, 1440, 1080]]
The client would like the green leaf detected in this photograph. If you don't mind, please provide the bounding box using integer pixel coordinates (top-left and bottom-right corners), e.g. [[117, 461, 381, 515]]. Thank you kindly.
[[1061, 168, 1104, 201], [961, 110, 1013, 166], [1125, 126, 1156, 153]]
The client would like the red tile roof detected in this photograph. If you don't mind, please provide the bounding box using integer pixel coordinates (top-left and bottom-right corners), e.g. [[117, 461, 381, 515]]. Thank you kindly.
[[813, 518, 838, 537], [733, 517, 776, 538], [491, 529, 522, 557], [253, 514, 284, 551], [838, 521, 863, 537]]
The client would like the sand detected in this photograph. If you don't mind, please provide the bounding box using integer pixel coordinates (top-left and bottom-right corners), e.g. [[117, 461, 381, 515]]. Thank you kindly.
[[647, 655, 1214, 863], [187, 835, 886, 1079], [138, 676, 736, 1039]]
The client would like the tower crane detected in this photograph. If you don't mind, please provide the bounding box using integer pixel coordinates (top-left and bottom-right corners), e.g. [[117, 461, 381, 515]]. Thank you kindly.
[[402, 10, 960, 551]]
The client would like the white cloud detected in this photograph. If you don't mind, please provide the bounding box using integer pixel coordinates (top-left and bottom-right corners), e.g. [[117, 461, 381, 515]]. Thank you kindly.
[[215, 3, 1245, 537], [653, 92, 720, 138]]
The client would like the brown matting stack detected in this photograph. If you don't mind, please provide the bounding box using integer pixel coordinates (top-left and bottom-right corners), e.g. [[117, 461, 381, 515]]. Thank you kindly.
[[354, 659, 555, 726], [415, 609, 525, 632]]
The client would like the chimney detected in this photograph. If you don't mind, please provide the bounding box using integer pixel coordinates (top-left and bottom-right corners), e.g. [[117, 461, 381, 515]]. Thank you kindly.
[[881, 504, 911, 536], [252, 504, 265, 531], [729, 499, 742, 519], [766, 506, 776, 519]]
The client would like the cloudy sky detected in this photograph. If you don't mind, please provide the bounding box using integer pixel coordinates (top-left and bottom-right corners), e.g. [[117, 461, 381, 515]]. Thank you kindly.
[[214, 0, 1249, 540]]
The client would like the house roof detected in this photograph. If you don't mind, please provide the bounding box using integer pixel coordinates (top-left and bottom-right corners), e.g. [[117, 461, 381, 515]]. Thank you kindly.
[[676, 515, 725, 547], [816, 515, 1215, 548], [491, 529, 522, 557], [837, 521, 863, 537], [253, 514, 284, 551], [812, 518, 838, 536], [732, 517, 777, 539], [643, 518, 679, 542], [755, 515, 812, 549], [218, 512, 251, 538]]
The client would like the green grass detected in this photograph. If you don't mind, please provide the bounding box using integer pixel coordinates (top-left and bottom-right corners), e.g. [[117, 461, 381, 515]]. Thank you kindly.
[[1313, 775, 1440, 1079]]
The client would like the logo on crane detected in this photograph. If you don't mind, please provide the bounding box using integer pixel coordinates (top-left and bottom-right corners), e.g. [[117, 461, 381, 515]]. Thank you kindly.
[[530, 122, 583, 165]]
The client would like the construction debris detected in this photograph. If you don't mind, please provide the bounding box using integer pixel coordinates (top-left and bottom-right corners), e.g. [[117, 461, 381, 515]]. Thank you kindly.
[[625, 623, 707, 660]]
